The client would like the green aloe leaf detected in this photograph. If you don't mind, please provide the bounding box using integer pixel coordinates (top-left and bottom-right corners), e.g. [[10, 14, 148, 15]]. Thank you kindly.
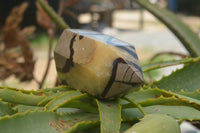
[[0, 111, 59, 133], [38, 92, 65, 106], [120, 123, 133, 133], [124, 87, 200, 109], [0, 86, 72, 100], [145, 105, 200, 121], [177, 90, 200, 100], [60, 112, 99, 133], [0, 100, 17, 117], [122, 107, 144, 122], [124, 114, 180, 133], [62, 100, 98, 114], [43, 86, 73, 93], [123, 95, 200, 110], [142, 57, 200, 72], [123, 96, 146, 116], [0, 86, 75, 106], [0, 88, 45, 106], [96, 98, 121, 133], [44, 91, 86, 111], [122, 105, 200, 121], [0, 86, 43, 95], [0, 111, 99, 133], [133, 0, 200, 57], [125, 87, 172, 102], [140, 96, 200, 110], [174, 93, 200, 105], [56, 108, 80, 115], [153, 62, 200, 92], [13, 105, 43, 113]]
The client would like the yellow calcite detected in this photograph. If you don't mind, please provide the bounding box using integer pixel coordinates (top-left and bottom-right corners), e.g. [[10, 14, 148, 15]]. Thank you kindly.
[[55, 29, 144, 98], [58, 40, 120, 97]]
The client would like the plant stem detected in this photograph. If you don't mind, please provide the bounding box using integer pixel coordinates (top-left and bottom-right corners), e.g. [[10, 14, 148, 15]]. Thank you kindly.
[[150, 52, 188, 61], [146, 51, 188, 82], [39, 0, 65, 89], [37, 0, 70, 30], [123, 96, 146, 116], [39, 29, 55, 89]]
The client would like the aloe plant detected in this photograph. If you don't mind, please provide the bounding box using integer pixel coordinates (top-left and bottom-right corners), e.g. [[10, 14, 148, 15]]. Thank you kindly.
[[0, 0, 200, 132]]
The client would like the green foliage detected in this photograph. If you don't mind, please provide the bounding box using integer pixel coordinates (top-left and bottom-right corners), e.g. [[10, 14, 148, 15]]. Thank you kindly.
[[0, 85, 199, 132], [0, 87, 45, 105], [154, 62, 200, 92], [0, 0, 200, 132], [0, 110, 99, 133], [96, 99, 121, 133], [142, 57, 200, 72], [0, 111, 60, 133], [133, 0, 200, 57], [0, 100, 16, 116], [124, 114, 181, 133], [122, 105, 200, 121], [44, 91, 84, 111]]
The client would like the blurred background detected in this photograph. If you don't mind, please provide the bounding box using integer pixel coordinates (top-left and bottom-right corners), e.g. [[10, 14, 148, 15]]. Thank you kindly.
[[0, 0, 199, 132]]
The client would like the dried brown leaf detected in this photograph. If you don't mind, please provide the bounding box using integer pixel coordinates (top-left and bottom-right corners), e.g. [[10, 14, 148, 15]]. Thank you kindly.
[[64, 0, 83, 8], [4, 2, 28, 28], [0, 52, 21, 80], [3, 2, 29, 49], [36, 2, 55, 30], [21, 26, 36, 37], [0, 2, 35, 82]]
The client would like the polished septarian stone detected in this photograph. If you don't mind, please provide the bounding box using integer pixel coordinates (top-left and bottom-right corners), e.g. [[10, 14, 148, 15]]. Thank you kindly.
[[54, 29, 144, 98]]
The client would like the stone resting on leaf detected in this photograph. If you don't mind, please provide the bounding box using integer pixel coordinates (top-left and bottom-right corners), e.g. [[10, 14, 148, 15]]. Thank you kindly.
[[54, 29, 144, 98]]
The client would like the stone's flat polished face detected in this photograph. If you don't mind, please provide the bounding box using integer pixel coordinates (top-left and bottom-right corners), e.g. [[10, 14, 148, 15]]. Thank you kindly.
[[69, 29, 133, 47], [54, 29, 144, 98]]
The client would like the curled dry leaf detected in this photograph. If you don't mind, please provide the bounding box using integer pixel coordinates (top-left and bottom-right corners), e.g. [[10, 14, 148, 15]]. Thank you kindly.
[[3, 2, 29, 49], [21, 26, 36, 37], [0, 2, 35, 81], [36, 1, 56, 30], [64, 0, 83, 8]]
